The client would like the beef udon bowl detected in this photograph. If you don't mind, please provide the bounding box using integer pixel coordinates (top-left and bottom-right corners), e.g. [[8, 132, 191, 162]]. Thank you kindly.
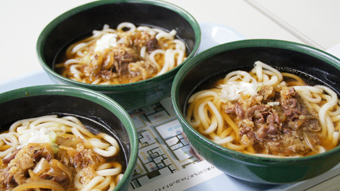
[[171, 39, 340, 184], [0, 85, 138, 191], [36, 0, 201, 111]]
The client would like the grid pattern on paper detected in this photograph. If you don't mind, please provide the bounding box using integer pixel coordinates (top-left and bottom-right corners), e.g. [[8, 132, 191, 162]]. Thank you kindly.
[[129, 97, 200, 189]]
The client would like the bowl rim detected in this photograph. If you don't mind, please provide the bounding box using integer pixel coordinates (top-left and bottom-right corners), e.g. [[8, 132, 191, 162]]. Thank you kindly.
[[171, 39, 340, 164], [36, 0, 201, 90], [0, 84, 138, 190]]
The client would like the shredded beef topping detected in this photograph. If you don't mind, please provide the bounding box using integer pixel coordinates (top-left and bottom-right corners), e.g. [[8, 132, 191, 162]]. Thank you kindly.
[[223, 85, 322, 156]]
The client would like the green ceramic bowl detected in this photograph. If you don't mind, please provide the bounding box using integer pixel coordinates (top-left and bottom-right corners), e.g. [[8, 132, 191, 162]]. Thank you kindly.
[[171, 39, 340, 184], [0, 85, 138, 191], [36, 0, 201, 111]]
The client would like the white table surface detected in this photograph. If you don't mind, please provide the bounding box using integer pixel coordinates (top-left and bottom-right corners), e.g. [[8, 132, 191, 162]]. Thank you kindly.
[[1, 0, 340, 83], [1, 1, 340, 190]]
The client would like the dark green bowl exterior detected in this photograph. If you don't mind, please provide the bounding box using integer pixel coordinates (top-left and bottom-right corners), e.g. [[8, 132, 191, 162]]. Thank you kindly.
[[36, 0, 201, 111], [0, 85, 138, 191], [171, 39, 340, 184]]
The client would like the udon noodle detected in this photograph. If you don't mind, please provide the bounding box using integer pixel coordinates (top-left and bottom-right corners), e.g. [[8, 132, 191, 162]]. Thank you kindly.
[[56, 22, 187, 84], [186, 61, 340, 158], [0, 115, 123, 191]]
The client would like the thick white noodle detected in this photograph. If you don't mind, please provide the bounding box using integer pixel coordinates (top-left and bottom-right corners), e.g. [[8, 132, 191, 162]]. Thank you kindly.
[[101, 133, 119, 148], [9, 115, 57, 132], [207, 101, 224, 132], [93, 146, 117, 157], [117, 22, 136, 33], [262, 75, 278, 86], [102, 24, 116, 33], [299, 92, 322, 103], [70, 65, 82, 81], [320, 94, 340, 117], [28, 117, 88, 136], [71, 43, 88, 54], [171, 49, 185, 67], [151, 28, 167, 33], [213, 136, 234, 145], [255, 63, 263, 82], [294, 86, 323, 94], [116, 174, 124, 184], [317, 145, 326, 153], [329, 107, 340, 116], [71, 127, 85, 140], [156, 49, 172, 76], [0, 146, 15, 158], [173, 39, 186, 51], [262, 74, 269, 82], [151, 28, 167, 34], [33, 122, 62, 130], [198, 100, 210, 129], [96, 165, 121, 176], [93, 176, 111, 190], [62, 116, 82, 125], [109, 182, 116, 191], [254, 60, 283, 82], [155, 29, 176, 40], [149, 49, 164, 71], [224, 71, 254, 83], [187, 117, 200, 128], [140, 46, 146, 58], [65, 59, 82, 66], [262, 69, 276, 77], [225, 75, 241, 83], [165, 48, 174, 67], [331, 115, 340, 123], [203, 119, 217, 134], [89, 138, 110, 149], [16, 126, 29, 134], [97, 163, 111, 171], [76, 48, 86, 57], [92, 24, 114, 37], [188, 90, 218, 103], [316, 85, 337, 141], [74, 173, 84, 189], [137, 26, 156, 36]]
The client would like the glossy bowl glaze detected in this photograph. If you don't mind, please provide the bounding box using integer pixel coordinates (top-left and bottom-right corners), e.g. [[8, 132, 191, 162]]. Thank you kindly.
[[171, 39, 340, 184], [0, 85, 138, 191], [36, 0, 201, 111]]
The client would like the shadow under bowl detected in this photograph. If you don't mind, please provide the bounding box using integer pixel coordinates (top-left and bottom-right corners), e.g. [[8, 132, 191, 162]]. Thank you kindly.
[[171, 39, 340, 184], [0, 85, 138, 191], [37, 0, 201, 111]]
